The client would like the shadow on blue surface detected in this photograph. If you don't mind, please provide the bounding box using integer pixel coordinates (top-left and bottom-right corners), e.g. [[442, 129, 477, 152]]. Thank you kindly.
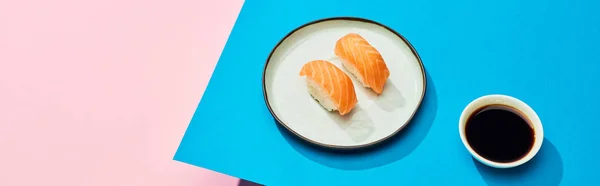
[[473, 138, 563, 186], [276, 70, 438, 170], [238, 179, 263, 186]]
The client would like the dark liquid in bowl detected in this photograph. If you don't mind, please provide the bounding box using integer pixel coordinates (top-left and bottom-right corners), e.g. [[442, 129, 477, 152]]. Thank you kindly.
[[465, 105, 535, 163]]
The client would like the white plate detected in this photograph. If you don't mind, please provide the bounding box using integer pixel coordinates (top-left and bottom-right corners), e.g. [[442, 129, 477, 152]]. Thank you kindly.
[[263, 17, 426, 149]]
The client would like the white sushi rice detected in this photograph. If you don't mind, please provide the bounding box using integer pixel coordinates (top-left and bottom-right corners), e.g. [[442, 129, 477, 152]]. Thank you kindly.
[[341, 60, 368, 88], [306, 78, 337, 112]]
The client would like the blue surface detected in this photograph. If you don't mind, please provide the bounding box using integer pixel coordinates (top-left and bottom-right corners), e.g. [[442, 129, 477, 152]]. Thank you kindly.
[[174, 0, 600, 185]]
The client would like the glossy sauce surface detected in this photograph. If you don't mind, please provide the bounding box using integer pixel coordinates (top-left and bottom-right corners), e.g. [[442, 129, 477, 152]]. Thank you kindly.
[[465, 105, 535, 163]]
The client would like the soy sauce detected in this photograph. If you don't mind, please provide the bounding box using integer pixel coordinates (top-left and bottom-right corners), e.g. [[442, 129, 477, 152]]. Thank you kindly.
[[465, 104, 535, 163]]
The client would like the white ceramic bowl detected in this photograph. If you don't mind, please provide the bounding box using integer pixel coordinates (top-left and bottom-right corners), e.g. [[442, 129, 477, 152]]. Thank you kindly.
[[459, 94, 544, 168]]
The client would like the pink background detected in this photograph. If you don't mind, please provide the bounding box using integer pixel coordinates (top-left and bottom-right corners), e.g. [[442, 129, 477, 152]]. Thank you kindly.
[[0, 0, 244, 185]]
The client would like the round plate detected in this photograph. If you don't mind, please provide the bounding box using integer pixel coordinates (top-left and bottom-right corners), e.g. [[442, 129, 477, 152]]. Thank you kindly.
[[263, 17, 426, 149]]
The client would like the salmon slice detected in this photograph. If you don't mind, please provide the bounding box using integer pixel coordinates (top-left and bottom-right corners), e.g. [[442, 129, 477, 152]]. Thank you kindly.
[[334, 33, 390, 94], [299, 60, 358, 115]]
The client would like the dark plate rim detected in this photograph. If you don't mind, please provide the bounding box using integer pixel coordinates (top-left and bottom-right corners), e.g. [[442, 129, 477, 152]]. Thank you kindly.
[[261, 16, 427, 150]]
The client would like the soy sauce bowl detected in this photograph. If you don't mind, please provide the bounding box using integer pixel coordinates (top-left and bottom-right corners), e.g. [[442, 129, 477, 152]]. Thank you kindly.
[[459, 94, 544, 169]]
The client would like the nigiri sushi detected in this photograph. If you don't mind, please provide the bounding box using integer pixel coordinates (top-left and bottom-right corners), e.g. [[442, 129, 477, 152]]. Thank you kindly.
[[334, 33, 390, 95], [299, 60, 358, 115]]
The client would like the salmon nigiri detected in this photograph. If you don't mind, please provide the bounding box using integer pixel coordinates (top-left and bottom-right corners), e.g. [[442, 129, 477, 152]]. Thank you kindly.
[[299, 60, 358, 115], [334, 33, 390, 95]]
